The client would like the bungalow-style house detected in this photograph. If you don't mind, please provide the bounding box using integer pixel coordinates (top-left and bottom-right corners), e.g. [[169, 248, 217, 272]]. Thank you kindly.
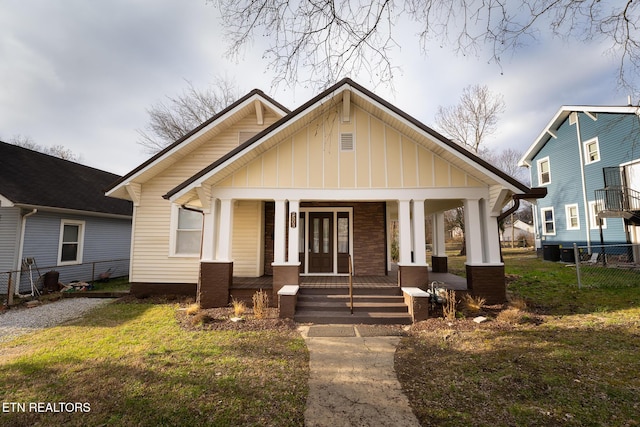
[[0, 141, 132, 297], [519, 105, 640, 261], [107, 79, 544, 311]]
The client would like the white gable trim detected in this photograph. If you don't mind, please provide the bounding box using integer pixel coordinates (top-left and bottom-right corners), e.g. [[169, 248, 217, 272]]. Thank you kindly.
[[0, 193, 14, 207]]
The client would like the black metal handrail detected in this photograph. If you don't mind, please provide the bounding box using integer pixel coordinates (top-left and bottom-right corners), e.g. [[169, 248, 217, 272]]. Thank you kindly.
[[595, 186, 640, 213]]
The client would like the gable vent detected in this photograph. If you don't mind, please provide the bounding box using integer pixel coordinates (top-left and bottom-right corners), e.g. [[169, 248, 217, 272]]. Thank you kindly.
[[340, 133, 354, 151]]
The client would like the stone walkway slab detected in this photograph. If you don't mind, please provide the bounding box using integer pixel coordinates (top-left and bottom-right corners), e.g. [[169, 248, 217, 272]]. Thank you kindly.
[[300, 326, 420, 427]]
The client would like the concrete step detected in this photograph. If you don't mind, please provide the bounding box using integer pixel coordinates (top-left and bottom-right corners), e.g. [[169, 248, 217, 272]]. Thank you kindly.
[[297, 294, 403, 304], [294, 310, 412, 325], [296, 300, 409, 313]]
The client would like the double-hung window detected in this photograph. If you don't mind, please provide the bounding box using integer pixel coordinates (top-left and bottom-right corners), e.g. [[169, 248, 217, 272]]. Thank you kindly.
[[58, 220, 85, 265], [537, 157, 551, 185], [565, 204, 580, 230], [584, 138, 600, 164], [171, 206, 203, 256], [541, 207, 556, 235], [589, 201, 607, 229]]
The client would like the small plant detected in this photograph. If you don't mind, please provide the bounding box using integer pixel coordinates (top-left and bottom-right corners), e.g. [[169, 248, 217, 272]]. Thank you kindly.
[[252, 289, 270, 319], [508, 296, 528, 311], [462, 293, 486, 315], [185, 303, 200, 316], [442, 289, 457, 321], [496, 307, 527, 325], [231, 298, 246, 318]]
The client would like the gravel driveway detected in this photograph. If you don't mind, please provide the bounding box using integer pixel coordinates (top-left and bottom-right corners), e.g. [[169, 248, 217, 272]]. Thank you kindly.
[[0, 298, 111, 343]]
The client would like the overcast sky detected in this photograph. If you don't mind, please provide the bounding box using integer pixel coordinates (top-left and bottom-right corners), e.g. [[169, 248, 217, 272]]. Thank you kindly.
[[0, 0, 631, 177]]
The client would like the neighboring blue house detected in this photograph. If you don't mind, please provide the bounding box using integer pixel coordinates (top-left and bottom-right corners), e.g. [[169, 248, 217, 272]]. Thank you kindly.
[[519, 105, 640, 260], [0, 141, 133, 297]]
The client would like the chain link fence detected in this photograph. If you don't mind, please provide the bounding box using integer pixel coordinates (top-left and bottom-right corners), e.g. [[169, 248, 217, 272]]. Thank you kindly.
[[573, 243, 640, 288], [2, 258, 129, 304]]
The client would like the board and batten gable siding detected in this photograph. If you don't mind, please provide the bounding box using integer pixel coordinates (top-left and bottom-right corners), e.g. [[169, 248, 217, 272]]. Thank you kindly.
[[130, 110, 278, 284], [0, 207, 21, 273], [216, 105, 485, 190], [18, 211, 131, 292]]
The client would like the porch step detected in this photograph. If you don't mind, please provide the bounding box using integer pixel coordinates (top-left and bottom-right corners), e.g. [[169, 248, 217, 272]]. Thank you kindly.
[[294, 287, 412, 324]]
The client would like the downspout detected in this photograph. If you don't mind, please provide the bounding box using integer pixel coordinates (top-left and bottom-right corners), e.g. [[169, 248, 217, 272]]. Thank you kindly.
[[497, 189, 547, 261], [11, 209, 38, 300], [574, 113, 592, 252]]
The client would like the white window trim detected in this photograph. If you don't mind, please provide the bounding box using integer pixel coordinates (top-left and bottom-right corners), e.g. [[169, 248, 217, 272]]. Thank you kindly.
[[540, 207, 556, 236], [57, 219, 85, 266], [565, 204, 580, 230], [583, 137, 601, 165], [537, 157, 551, 186], [589, 200, 607, 230], [169, 204, 203, 257]]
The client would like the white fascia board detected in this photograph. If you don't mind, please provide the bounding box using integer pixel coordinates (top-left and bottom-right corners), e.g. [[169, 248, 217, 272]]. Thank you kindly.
[[107, 93, 288, 198], [519, 105, 640, 167], [14, 204, 132, 220]]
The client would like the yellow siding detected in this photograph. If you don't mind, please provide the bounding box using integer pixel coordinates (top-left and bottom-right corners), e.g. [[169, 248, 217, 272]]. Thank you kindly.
[[355, 108, 370, 187], [130, 109, 277, 284], [434, 156, 450, 187], [417, 146, 434, 186], [402, 137, 418, 187], [202, 104, 491, 192], [232, 200, 263, 276], [324, 113, 339, 188], [278, 139, 293, 187], [292, 130, 308, 187], [369, 117, 386, 187], [385, 127, 402, 187]]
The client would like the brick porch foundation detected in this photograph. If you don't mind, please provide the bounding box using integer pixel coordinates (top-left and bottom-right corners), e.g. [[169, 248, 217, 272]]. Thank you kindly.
[[431, 256, 448, 273], [466, 264, 506, 305], [272, 264, 300, 307], [398, 265, 429, 290], [199, 261, 233, 308]]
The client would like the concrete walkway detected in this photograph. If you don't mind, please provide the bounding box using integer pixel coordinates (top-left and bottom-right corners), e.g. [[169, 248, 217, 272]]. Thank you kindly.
[[299, 325, 421, 427]]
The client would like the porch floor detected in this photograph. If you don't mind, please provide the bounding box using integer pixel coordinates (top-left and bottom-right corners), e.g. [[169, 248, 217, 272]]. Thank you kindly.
[[231, 270, 468, 291]]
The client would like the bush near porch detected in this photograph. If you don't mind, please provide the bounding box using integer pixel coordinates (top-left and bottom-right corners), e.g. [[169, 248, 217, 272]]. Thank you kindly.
[[397, 248, 640, 426]]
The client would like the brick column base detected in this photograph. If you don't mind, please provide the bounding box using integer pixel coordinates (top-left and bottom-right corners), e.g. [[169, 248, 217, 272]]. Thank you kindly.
[[431, 256, 448, 273], [466, 264, 506, 305], [199, 262, 232, 309], [272, 264, 300, 307], [398, 265, 429, 290]]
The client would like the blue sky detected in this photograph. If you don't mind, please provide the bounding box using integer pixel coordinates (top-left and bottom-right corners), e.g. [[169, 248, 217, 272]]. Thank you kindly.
[[0, 0, 630, 176]]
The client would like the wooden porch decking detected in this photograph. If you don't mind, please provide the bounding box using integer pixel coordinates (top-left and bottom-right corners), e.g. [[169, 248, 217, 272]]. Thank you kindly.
[[231, 270, 467, 291]]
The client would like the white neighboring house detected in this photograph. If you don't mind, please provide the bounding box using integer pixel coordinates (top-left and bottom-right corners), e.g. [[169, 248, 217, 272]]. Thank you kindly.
[[501, 220, 534, 245]]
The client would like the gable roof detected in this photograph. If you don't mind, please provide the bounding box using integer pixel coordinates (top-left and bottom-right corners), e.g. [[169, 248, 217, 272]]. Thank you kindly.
[[106, 89, 290, 200], [519, 105, 640, 167], [165, 78, 535, 202], [0, 141, 132, 217]]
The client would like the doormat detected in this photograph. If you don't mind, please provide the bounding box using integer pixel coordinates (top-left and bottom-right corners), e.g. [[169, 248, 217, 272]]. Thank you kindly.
[[307, 325, 356, 337]]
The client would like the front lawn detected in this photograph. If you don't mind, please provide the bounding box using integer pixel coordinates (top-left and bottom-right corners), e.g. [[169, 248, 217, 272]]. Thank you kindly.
[[0, 301, 308, 426], [397, 249, 640, 426]]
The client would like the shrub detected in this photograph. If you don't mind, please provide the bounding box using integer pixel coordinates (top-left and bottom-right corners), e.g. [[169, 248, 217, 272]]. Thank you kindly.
[[252, 289, 270, 319], [442, 289, 457, 321], [185, 303, 200, 316], [231, 298, 246, 317], [462, 293, 486, 315]]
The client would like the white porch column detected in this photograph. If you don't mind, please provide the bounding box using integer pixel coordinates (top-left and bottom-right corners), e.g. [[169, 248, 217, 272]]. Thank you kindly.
[[464, 198, 483, 265], [398, 200, 413, 265], [482, 200, 502, 264], [412, 200, 427, 265], [201, 198, 217, 262], [273, 199, 287, 264], [287, 200, 300, 264], [216, 198, 234, 261], [433, 212, 446, 257]]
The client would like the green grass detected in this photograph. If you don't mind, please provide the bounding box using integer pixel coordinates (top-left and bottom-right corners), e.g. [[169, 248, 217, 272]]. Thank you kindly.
[[397, 249, 640, 427], [89, 276, 131, 293], [0, 302, 308, 426]]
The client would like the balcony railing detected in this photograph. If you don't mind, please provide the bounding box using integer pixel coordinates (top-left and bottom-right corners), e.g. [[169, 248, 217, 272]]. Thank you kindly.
[[595, 186, 640, 217]]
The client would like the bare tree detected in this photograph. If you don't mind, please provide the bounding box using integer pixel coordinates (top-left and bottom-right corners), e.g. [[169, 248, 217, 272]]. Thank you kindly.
[[138, 77, 241, 153], [211, 0, 640, 95], [8, 135, 81, 162], [482, 147, 529, 185], [434, 84, 505, 154]]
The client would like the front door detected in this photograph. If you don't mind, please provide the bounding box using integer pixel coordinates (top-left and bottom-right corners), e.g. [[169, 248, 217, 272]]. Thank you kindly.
[[308, 212, 333, 273]]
